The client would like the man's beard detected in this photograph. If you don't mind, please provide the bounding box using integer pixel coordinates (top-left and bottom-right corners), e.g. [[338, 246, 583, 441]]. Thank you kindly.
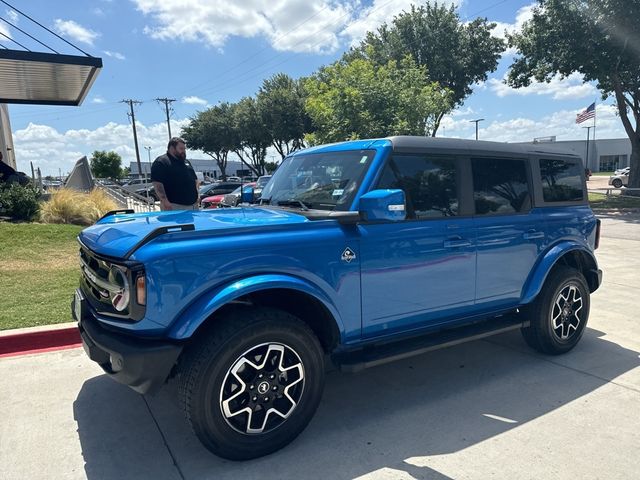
[[176, 151, 186, 160]]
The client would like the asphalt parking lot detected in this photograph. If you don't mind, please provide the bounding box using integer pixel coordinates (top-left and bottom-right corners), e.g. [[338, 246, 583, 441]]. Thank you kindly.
[[1, 212, 639, 480]]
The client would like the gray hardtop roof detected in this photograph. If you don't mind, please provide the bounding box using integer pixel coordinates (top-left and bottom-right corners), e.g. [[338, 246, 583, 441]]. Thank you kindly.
[[387, 136, 581, 159]]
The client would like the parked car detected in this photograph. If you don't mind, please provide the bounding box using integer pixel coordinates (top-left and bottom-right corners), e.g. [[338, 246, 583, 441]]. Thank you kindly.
[[200, 193, 226, 209], [614, 167, 630, 176], [609, 171, 629, 188], [219, 182, 257, 207], [199, 182, 242, 202], [226, 176, 241, 182], [121, 178, 152, 193], [585, 168, 591, 180], [254, 175, 272, 200], [134, 185, 158, 202], [73, 137, 601, 461]]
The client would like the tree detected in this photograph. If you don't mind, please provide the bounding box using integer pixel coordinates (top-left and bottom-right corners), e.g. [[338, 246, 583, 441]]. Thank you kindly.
[[90, 151, 122, 179], [182, 103, 238, 179], [349, 2, 505, 135], [304, 54, 454, 144], [257, 73, 312, 159], [507, 0, 640, 189], [232, 97, 272, 177]]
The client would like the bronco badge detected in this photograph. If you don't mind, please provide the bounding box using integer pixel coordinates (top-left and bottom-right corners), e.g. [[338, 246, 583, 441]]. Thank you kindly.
[[341, 247, 356, 263]]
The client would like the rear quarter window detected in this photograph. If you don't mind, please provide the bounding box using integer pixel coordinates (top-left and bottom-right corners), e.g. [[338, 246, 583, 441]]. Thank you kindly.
[[539, 159, 584, 202]]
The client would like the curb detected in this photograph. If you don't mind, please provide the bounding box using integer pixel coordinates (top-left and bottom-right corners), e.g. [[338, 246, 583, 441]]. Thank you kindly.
[[0, 322, 81, 358]]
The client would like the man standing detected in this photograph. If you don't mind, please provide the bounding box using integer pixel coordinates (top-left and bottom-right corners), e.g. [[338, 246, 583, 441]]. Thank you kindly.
[[151, 137, 199, 211]]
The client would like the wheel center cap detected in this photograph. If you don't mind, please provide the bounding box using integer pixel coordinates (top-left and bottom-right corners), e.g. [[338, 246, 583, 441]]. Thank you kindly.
[[257, 381, 270, 395]]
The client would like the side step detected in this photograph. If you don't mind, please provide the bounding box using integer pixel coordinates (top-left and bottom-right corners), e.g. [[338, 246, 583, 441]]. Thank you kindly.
[[335, 315, 528, 373]]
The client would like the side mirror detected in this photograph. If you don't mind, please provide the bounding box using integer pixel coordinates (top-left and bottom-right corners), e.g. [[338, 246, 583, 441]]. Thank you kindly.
[[359, 189, 406, 222], [241, 185, 255, 204]]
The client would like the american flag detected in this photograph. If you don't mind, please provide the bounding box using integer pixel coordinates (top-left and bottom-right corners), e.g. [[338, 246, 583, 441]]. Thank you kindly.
[[576, 102, 596, 124]]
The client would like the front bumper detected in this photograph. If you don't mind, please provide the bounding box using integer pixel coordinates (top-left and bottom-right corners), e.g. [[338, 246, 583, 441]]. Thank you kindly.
[[72, 289, 183, 394]]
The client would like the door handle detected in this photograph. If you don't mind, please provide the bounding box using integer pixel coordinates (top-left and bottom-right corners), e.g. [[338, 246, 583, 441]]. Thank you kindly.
[[444, 237, 472, 248], [523, 230, 544, 240]]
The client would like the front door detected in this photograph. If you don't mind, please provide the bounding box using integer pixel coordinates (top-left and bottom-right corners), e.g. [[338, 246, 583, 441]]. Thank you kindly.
[[359, 153, 476, 338]]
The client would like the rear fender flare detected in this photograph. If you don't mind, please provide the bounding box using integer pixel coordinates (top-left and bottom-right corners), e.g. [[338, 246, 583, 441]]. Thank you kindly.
[[521, 241, 598, 305]]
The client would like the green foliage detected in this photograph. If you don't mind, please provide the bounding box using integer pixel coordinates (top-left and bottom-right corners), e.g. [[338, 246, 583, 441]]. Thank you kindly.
[[257, 73, 312, 159], [304, 55, 454, 144], [0, 183, 40, 221], [507, 0, 640, 187], [264, 161, 279, 174], [232, 97, 271, 176], [182, 103, 238, 179], [90, 150, 123, 179], [349, 2, 504, 134]]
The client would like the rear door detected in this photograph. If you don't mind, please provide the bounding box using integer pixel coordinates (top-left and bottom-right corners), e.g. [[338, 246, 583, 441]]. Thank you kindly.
[[471, 157, 545, 306]]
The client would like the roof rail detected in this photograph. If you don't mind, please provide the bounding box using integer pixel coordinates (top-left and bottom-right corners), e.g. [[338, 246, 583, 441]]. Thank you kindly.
[[124, 224, 195, 259]]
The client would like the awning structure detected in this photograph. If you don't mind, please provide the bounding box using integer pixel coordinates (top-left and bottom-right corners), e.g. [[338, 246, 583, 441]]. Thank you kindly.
[[0, 49, 102, 106]]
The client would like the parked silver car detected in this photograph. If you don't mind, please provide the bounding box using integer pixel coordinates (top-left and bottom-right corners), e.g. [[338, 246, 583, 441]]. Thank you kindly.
[[609, 170, 629, 188]]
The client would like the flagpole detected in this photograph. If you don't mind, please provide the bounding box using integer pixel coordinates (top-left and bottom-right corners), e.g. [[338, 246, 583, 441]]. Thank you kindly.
[[593, 98, 597, 170]]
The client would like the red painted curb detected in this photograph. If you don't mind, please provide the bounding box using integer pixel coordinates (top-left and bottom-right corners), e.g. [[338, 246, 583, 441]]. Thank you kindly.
[[0, 327, 81, 358]]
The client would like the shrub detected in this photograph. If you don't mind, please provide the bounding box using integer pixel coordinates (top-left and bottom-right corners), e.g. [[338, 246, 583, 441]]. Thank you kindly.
[[40, 188, 118, 225], [0, 183, 40, 221]]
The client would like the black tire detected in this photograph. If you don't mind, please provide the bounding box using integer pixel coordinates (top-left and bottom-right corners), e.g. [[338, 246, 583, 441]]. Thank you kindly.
[[521, 266, 590, 355], [178, 308, 325, 460], [612, 178, 623, 188]]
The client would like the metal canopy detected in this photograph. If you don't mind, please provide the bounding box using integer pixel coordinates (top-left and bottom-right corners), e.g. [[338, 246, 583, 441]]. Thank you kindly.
[[0, 49, 102, 106]]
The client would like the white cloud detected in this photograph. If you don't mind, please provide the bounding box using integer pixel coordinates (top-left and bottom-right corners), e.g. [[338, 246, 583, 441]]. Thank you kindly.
[[13, 119, 196, 176], [132, 0, 465, 54], [440, 104, 627, 143], [488, 72, 598, 100], [53, 19, 100, 46], [92, 7, 105, 16], [91, 96, 107, 104], [182, 96, 208, 106], [0, 18, 11, 39], [6, 9, 18, 24], [491, 3, 535, 55], [103, 50, 126, 60]]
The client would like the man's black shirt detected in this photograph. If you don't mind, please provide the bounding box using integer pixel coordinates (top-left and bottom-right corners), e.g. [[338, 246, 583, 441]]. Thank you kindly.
[[151, 153, 198, 205]]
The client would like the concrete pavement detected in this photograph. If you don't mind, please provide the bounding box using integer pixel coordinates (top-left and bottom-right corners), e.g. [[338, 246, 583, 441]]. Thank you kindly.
[[1, 214, 639, 480]]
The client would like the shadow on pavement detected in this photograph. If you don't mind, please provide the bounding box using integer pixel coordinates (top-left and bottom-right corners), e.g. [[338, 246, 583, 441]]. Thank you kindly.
[[74, 328, 639, 480]]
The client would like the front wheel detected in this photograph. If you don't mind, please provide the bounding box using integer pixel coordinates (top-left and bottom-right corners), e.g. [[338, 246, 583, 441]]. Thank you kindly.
[[521, 266, 590, 355], [612, 178, 623, 188], [178, 308, 325, 460]]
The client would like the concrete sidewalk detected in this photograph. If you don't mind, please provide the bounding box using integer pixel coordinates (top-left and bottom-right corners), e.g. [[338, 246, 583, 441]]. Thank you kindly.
[[2, 215, 639, 480]]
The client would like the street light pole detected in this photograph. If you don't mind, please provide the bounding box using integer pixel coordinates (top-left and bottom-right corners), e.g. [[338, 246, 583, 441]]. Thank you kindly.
[[470, 118, 485, 140]]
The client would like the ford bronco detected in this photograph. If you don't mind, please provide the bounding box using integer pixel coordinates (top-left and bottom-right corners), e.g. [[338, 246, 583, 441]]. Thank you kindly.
[[73, 136, 601, 460]]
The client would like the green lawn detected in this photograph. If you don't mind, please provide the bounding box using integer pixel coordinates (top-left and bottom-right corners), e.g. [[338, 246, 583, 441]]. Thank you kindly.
[[592, 172, 614, 177], [589, 192, 640, 209], [0, 223, 83, 330]]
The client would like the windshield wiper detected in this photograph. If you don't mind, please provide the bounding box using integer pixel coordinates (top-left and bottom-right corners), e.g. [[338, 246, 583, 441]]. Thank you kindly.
[[276, 199, 310, 211]]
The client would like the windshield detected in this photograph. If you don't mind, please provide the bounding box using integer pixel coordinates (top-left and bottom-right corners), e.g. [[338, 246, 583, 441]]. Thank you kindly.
[[261, 150, 375, 211], [256, 176, 271, 188], [199, 184, 213, 194]]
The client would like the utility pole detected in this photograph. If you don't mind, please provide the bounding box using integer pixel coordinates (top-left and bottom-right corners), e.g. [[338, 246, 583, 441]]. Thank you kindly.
[[469, 118, 485, 140], [156, 98, 176, 140], [121, 99, 143, 179]]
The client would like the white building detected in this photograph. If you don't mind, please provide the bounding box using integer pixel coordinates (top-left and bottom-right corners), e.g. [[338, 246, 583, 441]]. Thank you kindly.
[[518, 137, 631, 172], [129, 159, 249, 179], [0, 104, 16, 169]]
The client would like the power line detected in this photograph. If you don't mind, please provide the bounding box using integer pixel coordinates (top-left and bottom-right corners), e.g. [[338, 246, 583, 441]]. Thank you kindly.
[[0, 0, 91, 56], [0, 28, 30, 51], [155, 98, 176, 140], [0, 15, 59, 53]]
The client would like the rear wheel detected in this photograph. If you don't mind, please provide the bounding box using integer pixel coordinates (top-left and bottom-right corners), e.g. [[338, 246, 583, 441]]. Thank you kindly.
[[521, 266, 590, 355], [178, 308, 325, 460]]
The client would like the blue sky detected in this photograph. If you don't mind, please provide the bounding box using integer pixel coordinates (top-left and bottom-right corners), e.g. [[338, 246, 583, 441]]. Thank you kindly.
[[1, 0, 629, 175]]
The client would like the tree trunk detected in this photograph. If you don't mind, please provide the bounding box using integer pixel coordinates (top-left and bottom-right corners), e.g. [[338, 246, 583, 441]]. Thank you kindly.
[[431, 111, 445, 137], [627, 138, 640, 193]]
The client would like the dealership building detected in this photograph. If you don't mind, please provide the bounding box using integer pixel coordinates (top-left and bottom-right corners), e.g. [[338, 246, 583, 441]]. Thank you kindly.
[[518, 137, 631, 172]]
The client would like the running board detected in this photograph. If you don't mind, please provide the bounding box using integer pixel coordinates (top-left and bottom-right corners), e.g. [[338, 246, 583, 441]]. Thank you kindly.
[[335, 316, 528, 373]]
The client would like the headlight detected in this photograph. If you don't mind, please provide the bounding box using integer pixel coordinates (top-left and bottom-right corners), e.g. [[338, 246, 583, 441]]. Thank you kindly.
[[108, 266, 130, 311]]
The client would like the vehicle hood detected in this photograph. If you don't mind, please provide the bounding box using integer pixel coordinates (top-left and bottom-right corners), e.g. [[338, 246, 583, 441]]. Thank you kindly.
[[202, 194, 224, 202], [79, 207, 309, 259]]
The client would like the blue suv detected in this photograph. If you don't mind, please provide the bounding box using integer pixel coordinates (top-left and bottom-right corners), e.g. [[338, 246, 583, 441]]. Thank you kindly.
[[72, 137, 601, 460]]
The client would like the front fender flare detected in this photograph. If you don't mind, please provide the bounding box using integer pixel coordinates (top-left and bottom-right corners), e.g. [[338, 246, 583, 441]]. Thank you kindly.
[[520, 241, 598, 305], [167, 274, 345, 340]]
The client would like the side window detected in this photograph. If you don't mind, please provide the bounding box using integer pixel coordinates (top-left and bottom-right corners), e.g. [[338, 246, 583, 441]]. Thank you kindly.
[[539, 158, 584, 202], [376, 155, 458, 219], [472, 158, 531, 215]]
